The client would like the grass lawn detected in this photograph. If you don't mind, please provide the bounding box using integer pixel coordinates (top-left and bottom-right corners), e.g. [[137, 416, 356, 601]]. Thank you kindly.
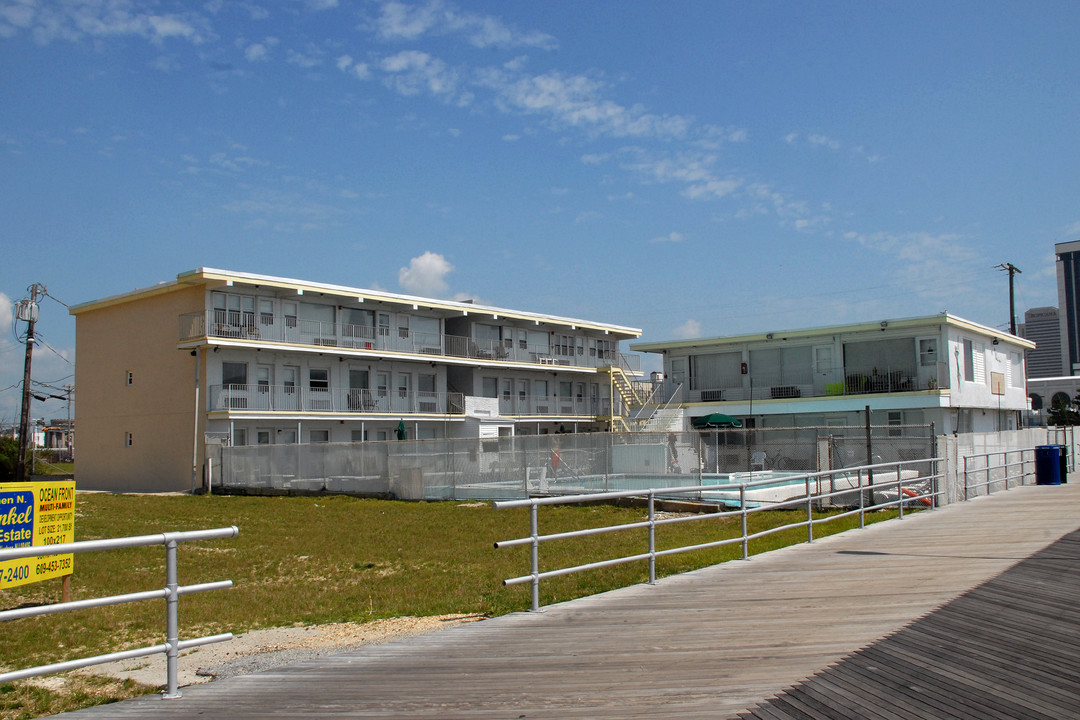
[[1, 492, 900, 718]]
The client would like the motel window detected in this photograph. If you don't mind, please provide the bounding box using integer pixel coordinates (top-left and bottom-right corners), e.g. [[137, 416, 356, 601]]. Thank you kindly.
[[963, 339, 974, 381], [419, 374, 437, 393], [412, 316, 440, 347], [919, 338, 937, 367], [299, 302, 334, 335], [309, 429, 330, 443], [213, 292, 255, 328], [259, 299, 274, 325], [222, 362, 247, 388], [482, 377, 498, 398], [232, 428, 247, 446], [309, 368, 329, 391]]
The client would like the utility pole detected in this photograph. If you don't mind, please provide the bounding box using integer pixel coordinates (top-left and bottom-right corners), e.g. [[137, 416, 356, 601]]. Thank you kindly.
[[64, 383, 74, 461], [995, 263, 1021, 335], [15, 283, 45, 482]]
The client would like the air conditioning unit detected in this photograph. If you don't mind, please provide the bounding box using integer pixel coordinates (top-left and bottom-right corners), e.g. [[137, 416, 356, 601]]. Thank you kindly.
[[700, 390, 723, 402]]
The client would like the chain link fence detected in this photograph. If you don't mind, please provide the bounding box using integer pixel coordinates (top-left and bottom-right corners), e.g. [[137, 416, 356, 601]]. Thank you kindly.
[[216, 425, 937, 502]]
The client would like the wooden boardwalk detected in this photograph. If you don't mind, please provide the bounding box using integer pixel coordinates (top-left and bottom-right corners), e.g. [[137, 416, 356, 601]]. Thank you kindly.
[[57, 483, 1080, 719]]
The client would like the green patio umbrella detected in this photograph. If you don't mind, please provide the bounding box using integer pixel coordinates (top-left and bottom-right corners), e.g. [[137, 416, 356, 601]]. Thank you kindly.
[[691, 413, 743, 429]]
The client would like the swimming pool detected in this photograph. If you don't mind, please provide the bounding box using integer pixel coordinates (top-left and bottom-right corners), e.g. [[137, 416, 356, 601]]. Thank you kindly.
[[433, 467, 926, 506]]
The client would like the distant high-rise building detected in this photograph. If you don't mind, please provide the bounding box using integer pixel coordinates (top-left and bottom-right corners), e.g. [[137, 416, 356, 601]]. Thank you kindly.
[[1056, 240, 1080, 374], [1022, 307, 1063, 378]]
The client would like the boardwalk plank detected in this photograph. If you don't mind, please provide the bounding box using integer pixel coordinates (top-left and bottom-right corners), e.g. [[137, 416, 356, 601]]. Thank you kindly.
[[50, 483, 1080, 720]]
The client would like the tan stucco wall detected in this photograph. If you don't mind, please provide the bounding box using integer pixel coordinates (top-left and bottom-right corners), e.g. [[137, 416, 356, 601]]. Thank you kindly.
[[74, 285, 205, 492]]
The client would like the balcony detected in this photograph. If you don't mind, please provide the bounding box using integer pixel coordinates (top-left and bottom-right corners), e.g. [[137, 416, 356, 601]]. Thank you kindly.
[[208, 384, 465, 415], [181, 311, 640, 371], [685, 363, 943, 404], [496, 395, 611, 418]]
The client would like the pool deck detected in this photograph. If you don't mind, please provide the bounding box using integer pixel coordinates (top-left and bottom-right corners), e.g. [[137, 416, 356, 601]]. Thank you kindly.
[[57, 481, 1080, 719]]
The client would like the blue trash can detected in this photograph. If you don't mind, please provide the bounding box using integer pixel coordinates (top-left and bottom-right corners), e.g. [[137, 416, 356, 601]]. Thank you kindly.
[[1035, 445, 1062, 485]]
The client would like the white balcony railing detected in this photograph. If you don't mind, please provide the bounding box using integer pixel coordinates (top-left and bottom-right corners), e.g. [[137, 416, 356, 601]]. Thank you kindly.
[[683, 362, 942, 404], [208, 385, 465, 415], [181, 311, 639, 372], [496, 394, 612, 417]]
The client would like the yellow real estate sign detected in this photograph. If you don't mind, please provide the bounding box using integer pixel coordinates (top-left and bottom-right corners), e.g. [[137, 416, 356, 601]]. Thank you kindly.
[[0, 480, 75, 589]]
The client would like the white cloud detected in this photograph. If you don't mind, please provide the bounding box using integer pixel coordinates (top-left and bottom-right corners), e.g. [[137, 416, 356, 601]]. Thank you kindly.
[[380, 50, 467, 103], [488, 70, 690, 139], [287, 48, 323, 69], [374, 0, 556, 49], [245, 43, 270, 62], [337, 55, 371, 79], [807, 134, 841, 150], [152, 54, 181, 72], [623, 150, 744, 201], [2, 3, 214, 45], [374, 0, 440, 40], [844, 230, 988, 303], [240, 36, 278, 62], [672, 319, 701, 340], [501, 134, 520, 142], [0, 292, 11, 336], [684, 178, 742, 200], [650, 232, 684, 244], [398, 251, 454, 294]]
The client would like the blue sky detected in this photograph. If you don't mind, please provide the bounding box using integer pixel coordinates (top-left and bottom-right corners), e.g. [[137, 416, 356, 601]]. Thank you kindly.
[[1, 0, 1077, 424]]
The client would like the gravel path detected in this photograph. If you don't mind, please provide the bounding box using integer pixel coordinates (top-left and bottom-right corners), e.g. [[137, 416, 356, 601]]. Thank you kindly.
[[74, 615, 485, 690]]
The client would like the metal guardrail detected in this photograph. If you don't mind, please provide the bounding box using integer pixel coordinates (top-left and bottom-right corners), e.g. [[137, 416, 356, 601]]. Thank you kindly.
[[0, 527, 239, 698], [495, 459, 942, 612], [962, 449, 1036, 499], [179, 311, 640, 372]]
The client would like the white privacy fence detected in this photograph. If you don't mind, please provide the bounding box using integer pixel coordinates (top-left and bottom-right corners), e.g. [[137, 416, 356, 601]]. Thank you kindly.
[[217, 425, 937, 502]]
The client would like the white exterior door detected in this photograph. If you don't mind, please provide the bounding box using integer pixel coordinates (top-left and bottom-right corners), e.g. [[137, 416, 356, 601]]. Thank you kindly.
[[813, 345, 834, 396]]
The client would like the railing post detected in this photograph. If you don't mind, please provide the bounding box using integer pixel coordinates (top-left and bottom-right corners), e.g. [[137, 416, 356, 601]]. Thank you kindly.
[[806, 475, 813, 543], [647, 493, 656, 585], [858, 470, 865, 529], [163, 536, 181, 699], [530, 503, 540, 613], [931, 459, 938, 510], [897, 466, 904, 519], [964, 455, 971, 500], [740, 485, 748, 560]]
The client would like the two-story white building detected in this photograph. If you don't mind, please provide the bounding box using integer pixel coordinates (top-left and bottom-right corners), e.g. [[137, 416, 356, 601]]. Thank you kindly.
[[71, 268, 641, 492], [631, 314, 1034, 434]]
